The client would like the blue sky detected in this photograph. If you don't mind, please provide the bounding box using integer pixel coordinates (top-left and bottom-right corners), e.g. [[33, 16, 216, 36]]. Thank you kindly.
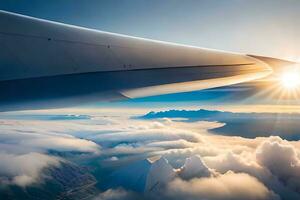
[[1, 0, 299, 60]]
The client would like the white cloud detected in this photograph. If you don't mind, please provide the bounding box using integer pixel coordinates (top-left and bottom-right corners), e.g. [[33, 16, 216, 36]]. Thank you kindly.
[[165, 172, 279, 200], [92, 128, 201, 144], [21, 136, 100, 153], [0, 116, 103, 187], [256, 136, 300, 192], [178, 155, 213, 180], [0, 152, 60, 187], [1, 111, 300, 200], [88, 117, 300, 199], [94, 188, 139, 200], [147, 139, 195, 149], [0, 119, 100, 154]]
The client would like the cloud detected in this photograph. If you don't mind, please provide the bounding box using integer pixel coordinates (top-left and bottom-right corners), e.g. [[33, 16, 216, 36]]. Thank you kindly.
[[104, 143, 163, 156], [256, 136, 300, 192], [93, 128, 201, 144], [165, 172, 279, 200], [94, 188, 140, 200], [0, 152, 60, 187], [0, 119, 100, 154], [178, 155, 213, 180], [88, 116, 300, 199], [0, 116, 102, 188], [201, 137, 300, 199], [1, 110, 300, 200], [21, 136, 100, 153], [147, 139, 195, 149]]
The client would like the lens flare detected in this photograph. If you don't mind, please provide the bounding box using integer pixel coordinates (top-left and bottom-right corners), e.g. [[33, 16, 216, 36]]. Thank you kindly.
[[280, 71, 300, 89]]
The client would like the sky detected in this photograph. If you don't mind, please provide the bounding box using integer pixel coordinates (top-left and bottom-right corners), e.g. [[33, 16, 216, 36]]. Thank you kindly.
[[0, 0, 299, 61], [1, 1, 300, 200], [1, 0, 300, 111]]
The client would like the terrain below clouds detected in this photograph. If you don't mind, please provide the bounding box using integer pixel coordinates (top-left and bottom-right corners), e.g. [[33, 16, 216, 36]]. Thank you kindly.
[[140, 109, 300, 140]]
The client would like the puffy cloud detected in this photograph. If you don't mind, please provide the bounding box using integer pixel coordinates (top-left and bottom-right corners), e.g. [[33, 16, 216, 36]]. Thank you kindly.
[[165, 172, 279, 200], [178, 155, 213, 179], [104, 143, 163, 155], [21, 136, 100, 153], [76, 116, 300, 199], [93, 128, 201, 144], [256, 136, 300, 192], [2, 110, 300, 200], [200, 137, 300, 199], [0, 152, 60, 187], [94, 188, 140, 200], [203, 151, 267, 178], [147, 139, 195, 149], [0, 119, 100, 154], [90, 116, 300, 200], [0, 115, 102, 188]]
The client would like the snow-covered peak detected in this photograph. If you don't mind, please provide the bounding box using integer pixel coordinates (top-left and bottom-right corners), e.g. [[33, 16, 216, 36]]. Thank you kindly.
[[109, 156, 212, 194], [145, 157, 176, 193], [109, 156, 176, 193], [109, 159, 152, 192], [179, 155, 212, 180]]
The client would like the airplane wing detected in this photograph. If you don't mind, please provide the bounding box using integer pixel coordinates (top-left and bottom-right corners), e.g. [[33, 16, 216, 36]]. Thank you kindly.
[[0, 10, 277, 111]]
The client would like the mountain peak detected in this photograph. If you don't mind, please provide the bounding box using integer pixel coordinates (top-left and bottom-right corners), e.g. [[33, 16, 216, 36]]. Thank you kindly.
[[179, 155, 212, 180], [145, 157, 176, 193], [109, 156, 175, 193]]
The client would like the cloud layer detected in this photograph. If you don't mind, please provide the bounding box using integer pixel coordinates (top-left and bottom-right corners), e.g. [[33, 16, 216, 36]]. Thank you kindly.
[[1, 110, 300, 199], [0, 119, 100, 154], [0, 152, 59, 186], [90, 116, 300, 199], [0, 116, 101, 187], [166, 172, 278, 200]]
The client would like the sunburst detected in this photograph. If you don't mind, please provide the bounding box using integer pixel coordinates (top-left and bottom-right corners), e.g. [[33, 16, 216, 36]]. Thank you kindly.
[[280, 71, 300, 90]]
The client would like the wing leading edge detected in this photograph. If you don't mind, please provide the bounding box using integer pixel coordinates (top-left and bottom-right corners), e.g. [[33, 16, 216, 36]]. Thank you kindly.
[[0, 10, 274, 111]]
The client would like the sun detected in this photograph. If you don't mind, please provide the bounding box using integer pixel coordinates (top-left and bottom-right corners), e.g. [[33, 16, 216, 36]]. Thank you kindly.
[[280, 71, 300, 90]]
